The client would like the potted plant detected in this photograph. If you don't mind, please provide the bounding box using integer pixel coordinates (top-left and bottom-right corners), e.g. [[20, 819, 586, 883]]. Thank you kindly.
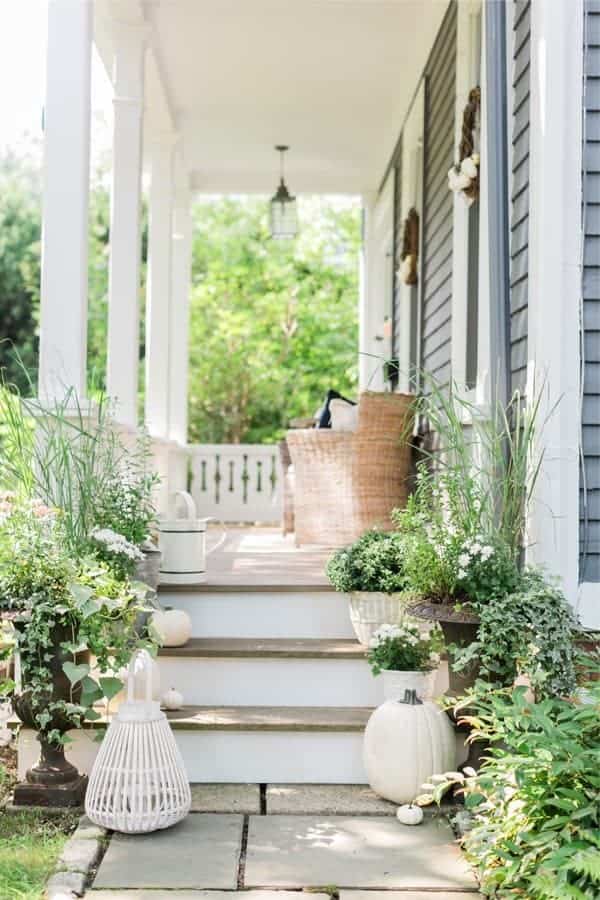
[[326, 530, 411, 645], [0, 497, 156, 806], [367, 621, 444, 701]]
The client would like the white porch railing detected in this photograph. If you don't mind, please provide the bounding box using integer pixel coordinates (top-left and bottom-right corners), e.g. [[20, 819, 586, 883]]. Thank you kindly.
[[189, 444, 283, 523]]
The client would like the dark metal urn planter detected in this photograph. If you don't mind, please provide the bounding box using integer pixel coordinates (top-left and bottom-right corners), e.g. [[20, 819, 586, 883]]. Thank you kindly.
[[408, 599, 480, 696], [12, 622, 89, 807]]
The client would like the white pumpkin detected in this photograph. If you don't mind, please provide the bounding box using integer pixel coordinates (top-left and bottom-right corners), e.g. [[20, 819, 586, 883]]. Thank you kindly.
[[0, 727, 12, 747], [151, 608, 192, 647], [364, 695, 456, 804], [396, 804, 423, 826], [161, 687, 184, 710]]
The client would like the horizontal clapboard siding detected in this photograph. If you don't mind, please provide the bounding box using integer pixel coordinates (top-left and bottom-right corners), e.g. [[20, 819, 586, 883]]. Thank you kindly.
[[581, 0, 600, 582], [420, 1, 457, 389], [509, 0, 531, 395]]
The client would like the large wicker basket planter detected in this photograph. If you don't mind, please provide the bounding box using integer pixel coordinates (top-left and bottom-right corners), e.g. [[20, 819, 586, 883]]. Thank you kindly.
[[348, 591, 406, 646], [287, 391, 414, 547]]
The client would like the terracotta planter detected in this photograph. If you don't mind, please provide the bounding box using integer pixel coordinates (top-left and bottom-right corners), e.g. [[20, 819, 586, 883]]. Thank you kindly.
[[12, 622, 89, 806], [408, 599, 480, 696]]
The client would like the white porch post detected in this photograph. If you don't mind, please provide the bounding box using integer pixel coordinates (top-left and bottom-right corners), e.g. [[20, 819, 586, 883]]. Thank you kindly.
[[359, 192, 385, 392], [106, 24, 146, 427], [526, 0, 583, 604], [145, 135, 175, 438], [38, 0, 92, 402], [168, 181, 192, 446]]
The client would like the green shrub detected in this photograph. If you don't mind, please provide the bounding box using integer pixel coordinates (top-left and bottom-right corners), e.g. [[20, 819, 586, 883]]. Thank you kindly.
[[326, 530, 409, 594], [457, 685, 600, 898]]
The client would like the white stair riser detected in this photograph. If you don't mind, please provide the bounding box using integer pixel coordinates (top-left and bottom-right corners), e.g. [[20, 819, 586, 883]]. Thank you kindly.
[[17, 727, 368, 784], [157, 657, 384, 707], [159, 591, 356, 639]]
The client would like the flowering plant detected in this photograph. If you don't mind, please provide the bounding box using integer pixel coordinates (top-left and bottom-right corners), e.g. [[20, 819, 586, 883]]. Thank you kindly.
[[0, 500, 156, 744], [326, 530, 410, 594], [90, 527, 144, 580], [367, 621, 444, 674], [448, 153, 479, 205], [393, 467, 520, 608]]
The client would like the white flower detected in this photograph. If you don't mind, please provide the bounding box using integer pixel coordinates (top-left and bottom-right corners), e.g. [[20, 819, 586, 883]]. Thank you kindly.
[[458, 553, 471, 568], [91, 527, 144, 561], [460, 156, 478, 179], [480, 546, 493, 561], [471, 153, 480, 165], [470, 542, 482, 555], [455, 171, 472, 191], [447, 167, 460, 191], [457, 569, 467, 580]]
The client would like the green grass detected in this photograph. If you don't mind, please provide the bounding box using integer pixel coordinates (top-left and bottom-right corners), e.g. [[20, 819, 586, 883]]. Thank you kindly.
[[0, 809, 78, 900]]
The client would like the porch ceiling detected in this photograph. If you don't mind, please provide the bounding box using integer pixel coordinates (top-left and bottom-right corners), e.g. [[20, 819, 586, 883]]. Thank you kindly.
[[95, 0, 448, 195]]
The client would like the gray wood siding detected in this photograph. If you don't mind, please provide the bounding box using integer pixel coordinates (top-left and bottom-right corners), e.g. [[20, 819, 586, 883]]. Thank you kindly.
[[581, 0, 600, 582], [509, 0, 531, 395], [420, 1, 457, 389]]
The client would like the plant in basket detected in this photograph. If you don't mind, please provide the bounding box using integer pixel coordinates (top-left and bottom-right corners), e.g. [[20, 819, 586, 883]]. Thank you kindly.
[[0, 497, 157, 806], [367, 621, 444, 701], [326, 529, 411, 645]]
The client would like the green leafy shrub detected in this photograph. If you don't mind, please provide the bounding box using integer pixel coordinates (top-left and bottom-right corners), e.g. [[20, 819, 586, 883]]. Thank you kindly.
[[453, 569, 578, 697], [457, 685, 600, 898], [326, 530, 409, 594], [367, 621, 443, 674]]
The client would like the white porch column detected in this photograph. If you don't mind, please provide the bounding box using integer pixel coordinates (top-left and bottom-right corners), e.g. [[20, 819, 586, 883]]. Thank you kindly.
[[526, 0, 583, 604], [38, 0, 92, 402], [168, 181, 193, 445], [359, 192, 385, 392], [145, 135, 175, 438], [106, 24, 146, 427]]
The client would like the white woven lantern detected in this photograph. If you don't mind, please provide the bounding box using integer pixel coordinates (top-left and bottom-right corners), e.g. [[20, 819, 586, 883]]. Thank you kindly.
[[85, 652, 191, 833]]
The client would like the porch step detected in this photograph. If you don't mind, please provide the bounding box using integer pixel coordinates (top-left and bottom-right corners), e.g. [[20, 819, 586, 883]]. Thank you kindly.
[[158, 637, 366, 658], [17, 706, 374, 784], [165, 704, 372, 730], [157, 639, 381, 707], [158, 588, 356, 640]]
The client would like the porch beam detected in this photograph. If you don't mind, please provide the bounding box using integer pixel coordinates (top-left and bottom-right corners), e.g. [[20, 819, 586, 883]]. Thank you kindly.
[[106, 23, 146, 427], [145, 133, 176, 438], [38, 0, 92, 402], [526, 0, 583, 603]]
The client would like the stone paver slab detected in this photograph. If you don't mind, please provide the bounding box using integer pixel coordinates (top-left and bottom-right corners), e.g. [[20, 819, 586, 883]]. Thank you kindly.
[[92, 815, 243, 890], [267, 784, 396, 816], [244, 815, 477, 890], [191, 783, 260, 813], [341, 892, 480, 899], [90, 893, 330, 900]]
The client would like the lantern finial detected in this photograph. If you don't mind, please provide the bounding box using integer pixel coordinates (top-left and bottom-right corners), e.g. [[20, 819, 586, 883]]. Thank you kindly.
[[270, 145, 298, 239]]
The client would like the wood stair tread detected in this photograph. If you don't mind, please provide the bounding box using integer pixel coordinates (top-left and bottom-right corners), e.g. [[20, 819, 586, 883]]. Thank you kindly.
[[158, 638, 366, 659], [165, 705, 373, 731]]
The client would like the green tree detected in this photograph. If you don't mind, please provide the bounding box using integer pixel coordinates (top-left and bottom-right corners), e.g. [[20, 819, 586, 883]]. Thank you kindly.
[[188, 196, 359, 443]]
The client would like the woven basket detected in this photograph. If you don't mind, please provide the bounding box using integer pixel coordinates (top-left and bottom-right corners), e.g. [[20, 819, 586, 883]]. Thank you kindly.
[[287, 391, 414, 546], [278, 440, 295, 536], [348, 591, 407, 646], [85, 652, 191, 833]]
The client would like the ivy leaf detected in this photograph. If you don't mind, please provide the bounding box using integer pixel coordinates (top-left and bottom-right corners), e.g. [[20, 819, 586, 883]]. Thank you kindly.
[[79, 675, 103, 707], [99, 676, 123, 701], [84, 708, 102, 721], [68, 583, 93, 607], [62, 661, 90, 686]]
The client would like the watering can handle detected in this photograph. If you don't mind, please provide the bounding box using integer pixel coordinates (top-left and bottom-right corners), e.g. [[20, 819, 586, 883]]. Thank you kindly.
[[171, 490, 197, 521]]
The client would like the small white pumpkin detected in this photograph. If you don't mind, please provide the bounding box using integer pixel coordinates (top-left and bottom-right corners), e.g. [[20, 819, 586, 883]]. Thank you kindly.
[[364, 691, 456, 804], [0, 727, 12, 748], [396, 803, 424, 826], [161, 687, 184, 710], [151, 608, 192, 647]]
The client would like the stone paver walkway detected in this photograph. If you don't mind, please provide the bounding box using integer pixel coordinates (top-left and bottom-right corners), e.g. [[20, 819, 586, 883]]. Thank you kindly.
[[88, 788, 480, 897]]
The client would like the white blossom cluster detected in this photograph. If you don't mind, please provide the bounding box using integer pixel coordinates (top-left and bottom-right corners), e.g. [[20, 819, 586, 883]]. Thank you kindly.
[[369, 622, 441, 666], [91, 527, 144, 562], [447, 153, 479, 206], [456, 538, 494, 580]]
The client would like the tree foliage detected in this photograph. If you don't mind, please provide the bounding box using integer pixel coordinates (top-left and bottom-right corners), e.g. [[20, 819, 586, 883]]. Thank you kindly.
[[0, 150, 359, 443], [188, 196, 359, 443]]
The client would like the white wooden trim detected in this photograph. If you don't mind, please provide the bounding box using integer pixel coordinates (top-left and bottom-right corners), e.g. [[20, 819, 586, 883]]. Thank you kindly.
[[38, 0, 92, 403], [168, 163, 192, 445], [360, 188, 390, 391], [145, 133, 176, 438], [576, 583, 600, 631], [189, 444, 282, 523], [525, 0, 584, 605], [106, 23, 146, 427], [450, 0, 482, 395]]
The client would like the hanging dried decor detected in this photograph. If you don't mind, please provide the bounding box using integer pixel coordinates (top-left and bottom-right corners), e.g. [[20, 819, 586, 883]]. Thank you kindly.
[[448, 86, 481, 205], [398, 207, 419, 286]]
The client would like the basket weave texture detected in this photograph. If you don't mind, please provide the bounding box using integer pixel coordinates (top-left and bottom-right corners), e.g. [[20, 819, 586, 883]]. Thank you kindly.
[[286, 391, 414, 547]]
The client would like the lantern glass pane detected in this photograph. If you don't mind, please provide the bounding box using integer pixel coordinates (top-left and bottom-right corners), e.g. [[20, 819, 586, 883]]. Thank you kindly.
[[270, 197, 298, 239]]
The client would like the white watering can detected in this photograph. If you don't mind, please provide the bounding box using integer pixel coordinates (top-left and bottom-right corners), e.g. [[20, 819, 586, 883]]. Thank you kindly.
[[158, 491, 214, 585]]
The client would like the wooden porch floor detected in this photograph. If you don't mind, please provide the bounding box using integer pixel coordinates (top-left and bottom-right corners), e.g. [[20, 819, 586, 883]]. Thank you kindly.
[[195, 526, 333, 590]]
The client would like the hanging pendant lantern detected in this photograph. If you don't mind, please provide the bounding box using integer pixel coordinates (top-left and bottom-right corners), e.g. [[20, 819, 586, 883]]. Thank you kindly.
[[270, 145, 298, 239]]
